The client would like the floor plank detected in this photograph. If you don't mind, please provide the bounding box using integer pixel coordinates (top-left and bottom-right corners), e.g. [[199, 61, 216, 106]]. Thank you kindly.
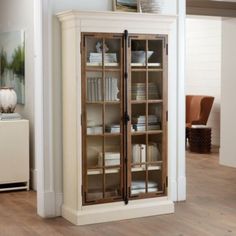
[[0, 151, 236, 236]]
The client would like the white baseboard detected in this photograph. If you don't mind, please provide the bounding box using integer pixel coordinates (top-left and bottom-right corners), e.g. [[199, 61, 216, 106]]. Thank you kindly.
[[30, 168, 37, 191], [169, 178, 178, 201], [37, 191, 63, 217], [177, 176, 186, 201], [55, 192, 63, 216], [62, 198, 174, 225]]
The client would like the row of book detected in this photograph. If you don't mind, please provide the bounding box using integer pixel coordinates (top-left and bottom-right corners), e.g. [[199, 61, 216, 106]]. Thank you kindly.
[[87, 77, 119, 102], [131, 82, 160, 100], [132, 143, 161, 165]]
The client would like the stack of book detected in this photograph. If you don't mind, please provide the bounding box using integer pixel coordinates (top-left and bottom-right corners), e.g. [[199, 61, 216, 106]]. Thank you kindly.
[[131, 82, 160, 100], [131, 181, 158, 195], [148, 83, 160, 99], [0, 113, 21, 120], [105, 124, 120, 133], [87, 77, 119, 102], [132, 115, 161, 131], [98, 152, 120, 166], [132, 83, 146, 100], [89, 53, 117, 64]]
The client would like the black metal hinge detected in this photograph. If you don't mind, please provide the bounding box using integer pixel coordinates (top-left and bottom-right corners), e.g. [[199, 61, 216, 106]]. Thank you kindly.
[[166, 111, 168, 122], [166, 44, 168, 55], [166, 176, 168, 188]]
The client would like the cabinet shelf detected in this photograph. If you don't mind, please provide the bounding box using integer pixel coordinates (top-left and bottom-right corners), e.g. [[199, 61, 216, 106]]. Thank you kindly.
[[86, 101, 120, 105], [131, 63, 161, 67], [131, 100, 163, 104], [131, 130, 163, 135], [87, 62, 119, 67], [86, 133, 121, 137], [87, 166, 161, 175]]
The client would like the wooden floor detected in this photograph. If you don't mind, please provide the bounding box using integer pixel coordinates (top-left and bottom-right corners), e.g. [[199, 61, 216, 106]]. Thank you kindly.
[[1, 151, 236, 236]]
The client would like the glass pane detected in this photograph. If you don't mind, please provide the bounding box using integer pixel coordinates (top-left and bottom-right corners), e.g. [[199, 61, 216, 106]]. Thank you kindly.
[[148, 168, 162, 193], [131, 40, 147, 67], [105, 72, 121, 102], [105, 38, 121, 67], [86, 37, 103, 67], [131, 71, 146, 101], [148, 103, 162, 131], [148, 40, 163, 68], [86, 104, 103, 134], [86, 72, 103, 102], [105, 104, 121, 134], [131, 135, 146, 167], [148, 134, 162, 162], [131, 104, 146, 132], [148, 72, 162, 100], [87, 136, 103, 168], [105, 170, 121, 198], [87, 174, 103, 201], [131, 171, 147, 196], [104, 136, 121, 167]]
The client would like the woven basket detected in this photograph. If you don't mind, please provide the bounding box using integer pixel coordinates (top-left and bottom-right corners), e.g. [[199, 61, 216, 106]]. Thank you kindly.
[[189, 128, 212, 154]]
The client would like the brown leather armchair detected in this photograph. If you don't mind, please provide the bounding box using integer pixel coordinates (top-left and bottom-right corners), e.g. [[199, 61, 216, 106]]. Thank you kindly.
[[186, 95, 214, 141]]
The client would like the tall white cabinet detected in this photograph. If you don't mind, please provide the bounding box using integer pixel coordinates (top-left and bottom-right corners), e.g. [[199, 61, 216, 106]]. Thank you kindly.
[[57, 10, 178, 225]]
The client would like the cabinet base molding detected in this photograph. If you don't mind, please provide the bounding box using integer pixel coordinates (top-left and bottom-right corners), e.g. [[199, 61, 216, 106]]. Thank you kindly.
[[62, 197, 174, 225]]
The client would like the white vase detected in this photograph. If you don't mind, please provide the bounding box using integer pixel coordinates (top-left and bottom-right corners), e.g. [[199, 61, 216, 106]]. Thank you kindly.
[[0, 87, 17, 113]]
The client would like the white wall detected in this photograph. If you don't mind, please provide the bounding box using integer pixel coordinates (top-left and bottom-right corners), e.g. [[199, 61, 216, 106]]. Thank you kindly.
[[0, 0, 36, 188], [186, 17, 221, 146], [220, 18, 236, 168]]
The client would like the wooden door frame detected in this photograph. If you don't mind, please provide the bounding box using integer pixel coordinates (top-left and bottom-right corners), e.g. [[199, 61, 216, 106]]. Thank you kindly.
[[34, 0, 62, 217], [187, 0, 236, 17]]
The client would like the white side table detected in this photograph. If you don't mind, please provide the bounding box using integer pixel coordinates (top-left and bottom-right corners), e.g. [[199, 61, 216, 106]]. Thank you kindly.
[[0, 120, 29, 191]]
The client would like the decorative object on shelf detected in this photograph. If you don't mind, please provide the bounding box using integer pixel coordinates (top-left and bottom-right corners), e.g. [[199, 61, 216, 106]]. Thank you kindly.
[[88, 41, 118, 66], [113, 0, 138, 12], [131, 50, 154, 63], [96, 41, 109, 53], [138, 0, 164, 13], [0, 30, 25, 104], [0, 87, 17, 113]]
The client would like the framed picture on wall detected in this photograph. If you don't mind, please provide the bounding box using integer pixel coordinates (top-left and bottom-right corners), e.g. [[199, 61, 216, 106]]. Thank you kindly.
[[0, 30, 25, 104], [113, 0, 139, 12]]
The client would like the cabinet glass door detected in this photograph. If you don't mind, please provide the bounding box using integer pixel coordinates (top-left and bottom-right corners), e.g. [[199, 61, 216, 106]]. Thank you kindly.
[[82, 34, 123, 205], [82, 32, 168, 205], [128, 35, 167, 199]]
